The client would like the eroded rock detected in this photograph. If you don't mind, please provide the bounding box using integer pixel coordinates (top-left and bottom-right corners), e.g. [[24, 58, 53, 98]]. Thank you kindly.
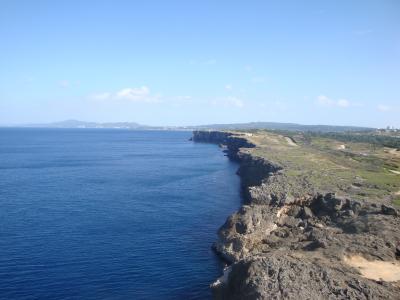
[[382, 204, 398, 216], [193, 131, 400, 299], [214, 253, 400, 300]]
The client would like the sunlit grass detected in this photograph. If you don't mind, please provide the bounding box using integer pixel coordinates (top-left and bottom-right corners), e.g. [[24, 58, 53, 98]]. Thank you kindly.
[[242, 130, 400, 202]]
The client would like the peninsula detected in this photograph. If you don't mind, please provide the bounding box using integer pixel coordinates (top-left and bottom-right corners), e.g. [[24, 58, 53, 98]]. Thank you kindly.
[[193, 129, 400, 299]]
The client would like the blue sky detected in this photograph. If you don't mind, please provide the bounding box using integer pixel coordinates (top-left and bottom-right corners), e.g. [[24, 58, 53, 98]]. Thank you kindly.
[[0, 0, 399, 127]]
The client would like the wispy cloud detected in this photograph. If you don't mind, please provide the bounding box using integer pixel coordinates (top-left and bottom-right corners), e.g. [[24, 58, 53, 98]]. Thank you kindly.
[[225, 84, 233, 91], [244, 65, 253, 72], [316, 95, 354, 108], [377, 104, 391, 112], [337, 99, 350, 108], [59, 80, 70, 88], [90, 86, 160, 103], [205, 59, 217, 65], [59, 80, 80, 88], [116, 87, 150, 101]]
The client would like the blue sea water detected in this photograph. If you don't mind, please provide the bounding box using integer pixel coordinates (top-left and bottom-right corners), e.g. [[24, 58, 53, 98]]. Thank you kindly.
[[0, 129, 242, 300]]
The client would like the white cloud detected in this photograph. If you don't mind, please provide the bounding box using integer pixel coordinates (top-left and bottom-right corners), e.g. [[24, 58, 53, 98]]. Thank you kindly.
[[205, 59, 217, 65], [317, 95, 334, 106], [59, 80, 81, 88], [337, 99, 350, 107], [225, 84, 233, 90], [89, 86, 160, 103], [229, 97, 244, 108], [377, 104, 391, 112], [316, 95, 353, 108], [116, 86, 150, 101]]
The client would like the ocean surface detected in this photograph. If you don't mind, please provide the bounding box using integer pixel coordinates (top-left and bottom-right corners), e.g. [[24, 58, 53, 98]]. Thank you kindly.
[[0, 129, 242, 300]]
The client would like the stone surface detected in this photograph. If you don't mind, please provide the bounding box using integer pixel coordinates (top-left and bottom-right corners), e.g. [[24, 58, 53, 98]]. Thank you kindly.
[[382, 204, 399, 216], [214, 253, 400, 300], [192, 131, 400, 300]]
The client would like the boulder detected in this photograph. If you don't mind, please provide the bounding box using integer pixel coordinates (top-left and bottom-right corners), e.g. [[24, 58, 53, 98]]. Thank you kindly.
[[301, 207, 314, 219], [381, 204, 398, 216]]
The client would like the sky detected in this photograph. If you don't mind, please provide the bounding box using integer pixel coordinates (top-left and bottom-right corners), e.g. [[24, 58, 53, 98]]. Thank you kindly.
[[0, 0, 399, 127]]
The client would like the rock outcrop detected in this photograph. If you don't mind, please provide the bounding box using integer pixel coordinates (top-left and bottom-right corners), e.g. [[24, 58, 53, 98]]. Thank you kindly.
[[193, 130, 255, 161], [192, 130, 400, 300]]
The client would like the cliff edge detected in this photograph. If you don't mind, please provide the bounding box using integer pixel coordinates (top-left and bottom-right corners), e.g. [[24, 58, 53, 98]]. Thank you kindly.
[[193, 130, 400, 300]]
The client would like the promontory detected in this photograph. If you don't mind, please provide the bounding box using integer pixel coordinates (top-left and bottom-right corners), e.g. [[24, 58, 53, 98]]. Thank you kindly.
[[193, 129, 400, 299]]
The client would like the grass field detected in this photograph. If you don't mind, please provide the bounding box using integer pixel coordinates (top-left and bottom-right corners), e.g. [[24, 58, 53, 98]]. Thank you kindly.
[[238, 130, 400, 205]]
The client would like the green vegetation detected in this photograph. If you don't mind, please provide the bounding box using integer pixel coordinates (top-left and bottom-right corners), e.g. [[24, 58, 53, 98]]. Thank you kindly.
[[258, 129, 400, 149], [305, 132, 400, 149], [238, 130, 400, 204]]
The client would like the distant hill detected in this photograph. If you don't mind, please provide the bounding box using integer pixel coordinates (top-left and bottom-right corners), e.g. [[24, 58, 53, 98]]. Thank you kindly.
[[191, 122, 375, 132], [11, 120, 375, 132], [20, 119, 153, 129]]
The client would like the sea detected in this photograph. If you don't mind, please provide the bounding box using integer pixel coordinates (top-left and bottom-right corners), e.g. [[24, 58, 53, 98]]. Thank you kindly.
[[0, 128, 242, 299]]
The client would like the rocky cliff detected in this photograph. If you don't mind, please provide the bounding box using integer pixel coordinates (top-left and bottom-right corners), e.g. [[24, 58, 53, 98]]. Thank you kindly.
[[192, 130, 400, 300]]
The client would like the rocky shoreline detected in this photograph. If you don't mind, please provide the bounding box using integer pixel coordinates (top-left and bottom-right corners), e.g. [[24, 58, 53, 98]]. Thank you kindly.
[[192, 130, 400, 300]]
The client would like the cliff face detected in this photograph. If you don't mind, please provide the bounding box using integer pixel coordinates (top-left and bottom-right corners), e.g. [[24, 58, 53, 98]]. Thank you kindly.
[[193, 130, 400, 300], [193, 130, 255, 161], [192, 130, 233, 144]]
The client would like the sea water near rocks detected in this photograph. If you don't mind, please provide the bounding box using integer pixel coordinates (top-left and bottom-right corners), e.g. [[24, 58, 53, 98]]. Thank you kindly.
[[0, 128, 241, 299]]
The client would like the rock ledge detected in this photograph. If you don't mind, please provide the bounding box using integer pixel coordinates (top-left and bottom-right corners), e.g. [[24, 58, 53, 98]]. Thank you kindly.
[[193, 130, 400, 300]]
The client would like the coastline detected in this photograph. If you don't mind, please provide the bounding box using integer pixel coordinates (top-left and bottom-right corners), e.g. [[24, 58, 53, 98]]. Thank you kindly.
[[192, 130, 400, 300]]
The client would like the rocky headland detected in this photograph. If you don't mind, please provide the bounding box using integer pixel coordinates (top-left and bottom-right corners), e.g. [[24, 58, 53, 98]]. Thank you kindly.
[[192, 130, 400, 299]]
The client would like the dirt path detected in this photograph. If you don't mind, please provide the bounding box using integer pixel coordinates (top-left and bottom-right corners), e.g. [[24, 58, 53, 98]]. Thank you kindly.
[[344, 255, 400, 282]]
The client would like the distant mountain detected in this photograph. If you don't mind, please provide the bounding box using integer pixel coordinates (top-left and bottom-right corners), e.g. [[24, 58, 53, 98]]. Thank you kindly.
[[21, 119, 152, 129], [12, 120, 375, 132]]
